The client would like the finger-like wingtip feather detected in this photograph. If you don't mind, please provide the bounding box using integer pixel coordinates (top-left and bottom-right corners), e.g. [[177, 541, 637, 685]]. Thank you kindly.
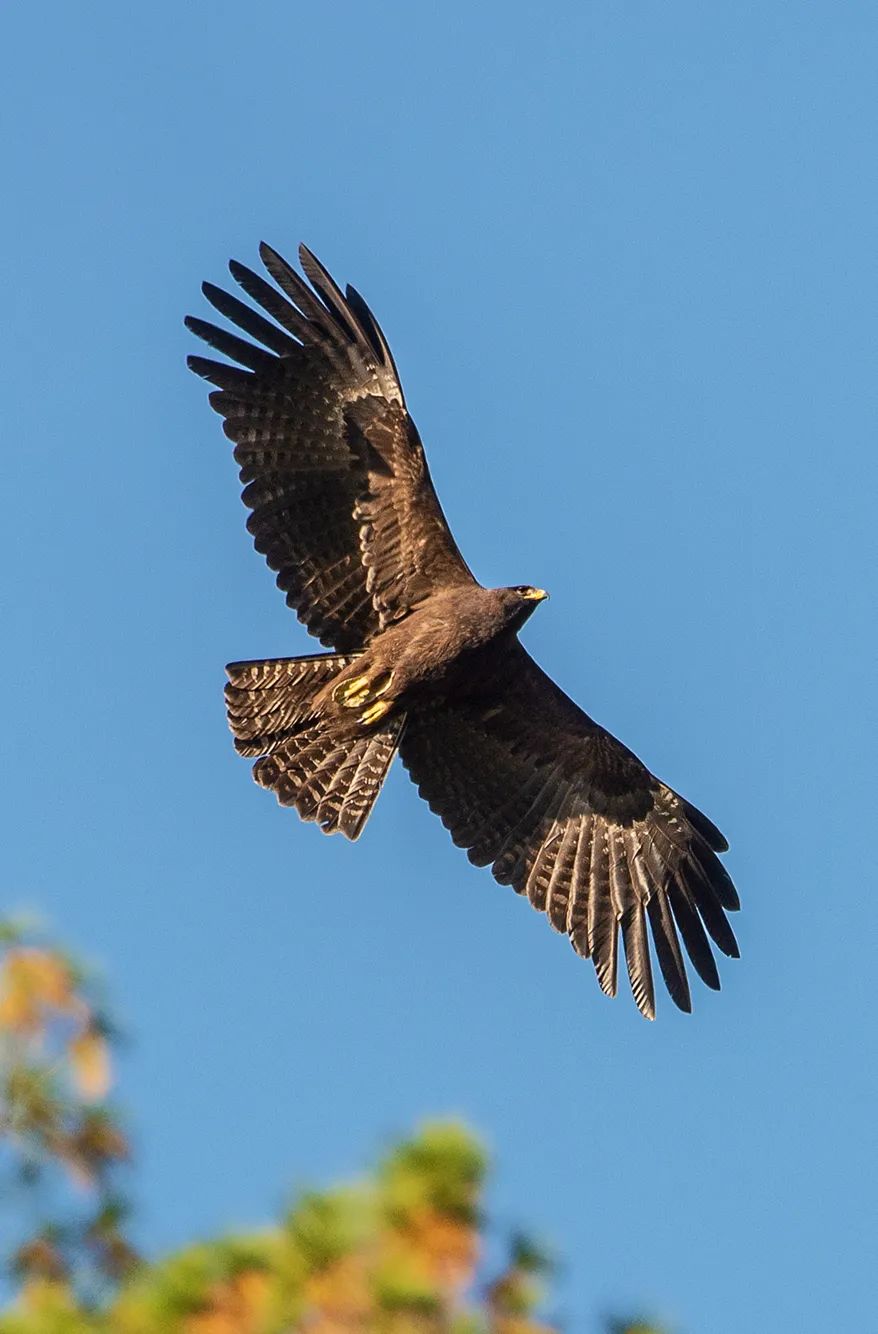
[[681, 798, 729, 852], [668, 883, 721, 990]]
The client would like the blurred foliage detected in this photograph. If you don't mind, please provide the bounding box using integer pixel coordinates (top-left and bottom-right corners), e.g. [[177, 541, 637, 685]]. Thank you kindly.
[[0, 917, 136, 1307], [0, 919, 667, 1333]]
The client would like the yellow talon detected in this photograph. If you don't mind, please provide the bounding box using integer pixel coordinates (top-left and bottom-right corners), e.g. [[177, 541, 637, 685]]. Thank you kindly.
[[334, 671, 395, 711], [360, 699, 392, 727], [334, 675, 371, 707]]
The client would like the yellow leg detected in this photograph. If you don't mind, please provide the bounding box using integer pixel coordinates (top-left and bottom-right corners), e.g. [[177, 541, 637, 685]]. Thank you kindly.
[[360, 699, 392, 727]]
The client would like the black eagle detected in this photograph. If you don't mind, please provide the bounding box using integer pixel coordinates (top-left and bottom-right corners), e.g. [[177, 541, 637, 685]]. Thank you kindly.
[[186, 243, 739, 1019]]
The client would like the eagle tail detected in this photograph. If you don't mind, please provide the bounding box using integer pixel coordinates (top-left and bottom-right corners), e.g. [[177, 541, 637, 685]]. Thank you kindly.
[[224, 655, 405, 839]]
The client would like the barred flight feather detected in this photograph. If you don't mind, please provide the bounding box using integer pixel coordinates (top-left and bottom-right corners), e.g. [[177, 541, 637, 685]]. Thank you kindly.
[[567, 815, 595, 944], [201, 282, 299, 356], [544, 818, 580, 933]]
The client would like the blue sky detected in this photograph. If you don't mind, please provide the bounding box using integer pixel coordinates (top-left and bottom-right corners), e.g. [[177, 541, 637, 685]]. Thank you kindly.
[[2, 2, 875, 1329]]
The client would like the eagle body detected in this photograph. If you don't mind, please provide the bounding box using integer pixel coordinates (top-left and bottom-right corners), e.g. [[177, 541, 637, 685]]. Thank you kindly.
[[318, 586, 546, 727], [188, 242, 741, 1018]]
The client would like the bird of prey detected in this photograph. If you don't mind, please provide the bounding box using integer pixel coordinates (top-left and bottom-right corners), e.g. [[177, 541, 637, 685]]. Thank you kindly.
[[186, 242, 739, 1018]]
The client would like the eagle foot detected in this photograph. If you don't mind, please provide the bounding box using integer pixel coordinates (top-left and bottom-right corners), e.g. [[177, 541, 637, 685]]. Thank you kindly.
[[360, 698, 393, 727], [333, 671, 394, 710]]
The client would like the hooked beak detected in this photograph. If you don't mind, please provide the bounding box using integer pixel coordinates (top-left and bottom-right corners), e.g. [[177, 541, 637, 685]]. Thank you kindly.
[[523, 587, 549, 602]]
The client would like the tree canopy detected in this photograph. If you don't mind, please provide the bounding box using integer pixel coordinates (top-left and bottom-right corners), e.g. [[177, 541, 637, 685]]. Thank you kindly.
[[0, 919, 664, 1334]]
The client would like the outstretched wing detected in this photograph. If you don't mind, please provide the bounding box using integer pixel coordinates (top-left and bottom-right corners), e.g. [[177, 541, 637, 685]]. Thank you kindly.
[[400, 641, 739, 1018], [186, 244, 475, 650]]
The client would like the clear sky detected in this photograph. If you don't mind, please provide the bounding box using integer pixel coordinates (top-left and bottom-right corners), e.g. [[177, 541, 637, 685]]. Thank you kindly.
[[2, 3, 875, 1329]]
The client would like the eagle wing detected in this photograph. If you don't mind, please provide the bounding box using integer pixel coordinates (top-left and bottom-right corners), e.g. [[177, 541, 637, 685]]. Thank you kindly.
[[400, 640, 740, 1018], [186, 244, 476, 649], [347, 397, 476, 627]]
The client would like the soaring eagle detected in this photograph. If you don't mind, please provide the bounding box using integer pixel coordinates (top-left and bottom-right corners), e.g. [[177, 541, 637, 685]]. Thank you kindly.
[[186, 243, 739, 1018]]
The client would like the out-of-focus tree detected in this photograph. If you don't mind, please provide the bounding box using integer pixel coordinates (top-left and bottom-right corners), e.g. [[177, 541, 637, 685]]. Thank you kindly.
[[0, 919, 667, 1334], [607, 1324, 668, 1334], [0, 916, 136, 1314]]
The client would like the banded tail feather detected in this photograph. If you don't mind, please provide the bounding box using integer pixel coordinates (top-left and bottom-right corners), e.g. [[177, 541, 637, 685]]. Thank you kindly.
[[225, 654, 405, 839]]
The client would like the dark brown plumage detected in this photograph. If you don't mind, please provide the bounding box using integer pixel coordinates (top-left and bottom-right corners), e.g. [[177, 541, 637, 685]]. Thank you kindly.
[[187, 242, 740, 1018]]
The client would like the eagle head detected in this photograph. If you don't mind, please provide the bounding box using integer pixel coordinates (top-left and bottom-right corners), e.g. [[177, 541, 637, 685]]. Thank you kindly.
[[497, 584, 549, 629]]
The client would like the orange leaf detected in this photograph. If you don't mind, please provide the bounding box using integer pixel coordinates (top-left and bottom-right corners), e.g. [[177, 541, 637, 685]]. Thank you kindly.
[[303, 1253, 371, 1320], [185, 1269, 272, 1334], [0, 949, 76, 1033], [69, 1029, 111, 1101]]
